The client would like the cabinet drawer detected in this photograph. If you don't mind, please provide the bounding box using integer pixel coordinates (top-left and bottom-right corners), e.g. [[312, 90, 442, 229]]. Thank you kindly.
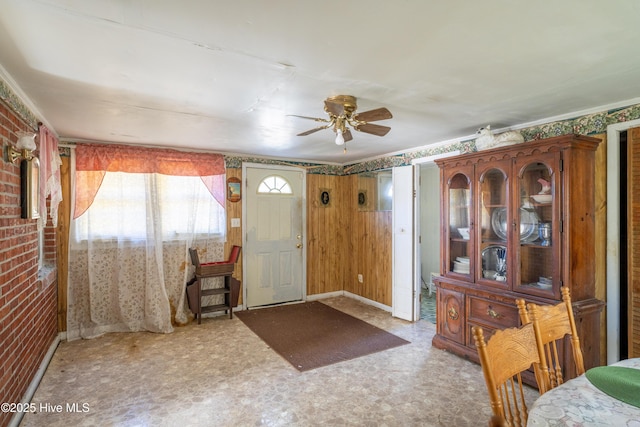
[[467, 296, 518, 329]]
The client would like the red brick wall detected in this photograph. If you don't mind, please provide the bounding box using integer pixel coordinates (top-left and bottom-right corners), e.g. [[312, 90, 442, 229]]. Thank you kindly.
[[0, 100, 58, 427]]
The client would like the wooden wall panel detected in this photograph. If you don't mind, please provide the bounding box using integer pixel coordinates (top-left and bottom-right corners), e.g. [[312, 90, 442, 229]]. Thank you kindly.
[[357, 176, 377, 211], [306, 174, 351, 296], [593, 132, 607, 363], [343, 175, 359, 296], [348, 175, 392, 306], [351, 210, 392, 305], [225, 168, 243, 303], [337, 174, 355, 294], [305, 173, 392, 306], [57, 155, 71, 331]]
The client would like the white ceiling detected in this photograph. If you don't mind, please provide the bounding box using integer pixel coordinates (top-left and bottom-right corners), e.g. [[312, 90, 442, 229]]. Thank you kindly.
[[1, 0, 640, 164]]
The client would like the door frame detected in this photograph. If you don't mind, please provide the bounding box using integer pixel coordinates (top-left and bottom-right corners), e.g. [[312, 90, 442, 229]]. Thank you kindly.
[[410, 151, 460, 321], [241, 162, 307, 307], [606, 118, 640, 362]]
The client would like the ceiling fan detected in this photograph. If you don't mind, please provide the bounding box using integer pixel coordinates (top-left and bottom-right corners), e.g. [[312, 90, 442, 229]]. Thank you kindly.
[[290, 95, 392, 152]]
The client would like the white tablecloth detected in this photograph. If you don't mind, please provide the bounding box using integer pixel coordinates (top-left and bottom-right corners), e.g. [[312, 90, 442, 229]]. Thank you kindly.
[[527, 358, 640, 426]]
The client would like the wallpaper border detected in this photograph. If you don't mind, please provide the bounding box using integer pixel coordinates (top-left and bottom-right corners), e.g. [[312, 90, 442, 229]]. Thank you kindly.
[[225, 102, 640, 175], [2, 74, 638, 175], [0, 78, 40, 131]]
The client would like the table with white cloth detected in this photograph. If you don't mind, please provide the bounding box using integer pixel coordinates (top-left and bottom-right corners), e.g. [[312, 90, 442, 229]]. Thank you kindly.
[[527, 358, 640, 426]]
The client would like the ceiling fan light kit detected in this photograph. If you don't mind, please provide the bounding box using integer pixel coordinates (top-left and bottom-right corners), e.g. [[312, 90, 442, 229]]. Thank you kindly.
[[292, 95, 392, 153]]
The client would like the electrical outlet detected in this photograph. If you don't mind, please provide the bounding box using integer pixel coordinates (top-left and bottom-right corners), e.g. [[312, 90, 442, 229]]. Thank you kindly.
[[358, 274, 363, 283]]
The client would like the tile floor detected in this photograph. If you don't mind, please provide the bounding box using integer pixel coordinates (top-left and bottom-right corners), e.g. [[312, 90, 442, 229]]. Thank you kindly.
[[19, 295, 537, 427], [420, 287, 437, 324]]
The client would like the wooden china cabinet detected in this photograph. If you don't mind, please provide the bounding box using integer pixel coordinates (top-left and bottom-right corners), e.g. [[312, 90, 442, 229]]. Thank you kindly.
[[432, 134, 604, 383]]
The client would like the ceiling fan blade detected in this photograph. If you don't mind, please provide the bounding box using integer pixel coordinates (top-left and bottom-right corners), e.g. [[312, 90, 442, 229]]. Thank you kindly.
[[354, 123, 391, 137], [343, 129, 353, 142], [288, 114, 330, 122], [297, 125, 330, 136], [353, 107, 393, 122], [324, 99, 345, 117]]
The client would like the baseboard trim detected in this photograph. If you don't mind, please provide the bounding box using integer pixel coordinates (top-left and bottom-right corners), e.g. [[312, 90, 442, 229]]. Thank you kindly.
[[205, 291, 391, 315], [342, 291, 392, 312], [306, 290, 392, 313], [306, 291, 344, 301]]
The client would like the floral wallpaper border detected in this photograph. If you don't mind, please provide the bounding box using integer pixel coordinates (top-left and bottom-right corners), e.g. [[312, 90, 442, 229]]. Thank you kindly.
[[225, 103, 640, 175], [2, 74, 639, 175], [0, 78, 40, 131], [224, 156, 344, 175]]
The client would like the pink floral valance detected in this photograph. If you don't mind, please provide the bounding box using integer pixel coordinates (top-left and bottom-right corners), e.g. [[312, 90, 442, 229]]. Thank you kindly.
[[74, 143, 226, 218], [75, 143, 225, 174]]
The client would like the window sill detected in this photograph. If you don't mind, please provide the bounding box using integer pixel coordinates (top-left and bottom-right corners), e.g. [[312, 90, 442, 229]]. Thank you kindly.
[[37, 264, 57, 292]]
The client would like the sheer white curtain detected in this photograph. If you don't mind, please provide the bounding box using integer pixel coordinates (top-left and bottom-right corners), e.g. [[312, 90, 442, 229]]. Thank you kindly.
[[67, 145, 226, 340]]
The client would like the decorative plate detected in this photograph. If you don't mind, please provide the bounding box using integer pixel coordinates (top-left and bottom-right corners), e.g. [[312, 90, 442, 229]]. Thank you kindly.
[[519, 209, 539, 242], [490, 208, 539, 242]]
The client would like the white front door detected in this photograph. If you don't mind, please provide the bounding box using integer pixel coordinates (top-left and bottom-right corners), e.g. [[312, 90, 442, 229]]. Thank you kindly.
[[244, 165, 305, 308]]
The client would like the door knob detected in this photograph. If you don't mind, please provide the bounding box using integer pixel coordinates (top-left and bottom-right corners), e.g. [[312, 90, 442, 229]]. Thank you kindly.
[[296, 243, 303, 249]]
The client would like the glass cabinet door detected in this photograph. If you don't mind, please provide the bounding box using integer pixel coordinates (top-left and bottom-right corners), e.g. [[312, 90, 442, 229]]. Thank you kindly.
[[514, 154, 560, 296], [477, 162, 510, 288], [445, 170, 472, 278]]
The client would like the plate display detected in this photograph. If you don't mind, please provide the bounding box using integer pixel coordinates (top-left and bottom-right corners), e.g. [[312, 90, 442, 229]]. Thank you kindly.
[[531, 194, 552, 203], [490, 208, 539, 242], [453, 256, 470, 274], [532, 276, 552, 289]]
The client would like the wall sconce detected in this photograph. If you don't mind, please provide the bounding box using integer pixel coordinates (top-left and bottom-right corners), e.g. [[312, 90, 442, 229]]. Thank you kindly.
[[5, 132, 37, 163]]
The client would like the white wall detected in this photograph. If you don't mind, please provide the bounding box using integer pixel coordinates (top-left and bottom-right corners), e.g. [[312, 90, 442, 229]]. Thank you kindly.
[[420, 163, 440, 285]]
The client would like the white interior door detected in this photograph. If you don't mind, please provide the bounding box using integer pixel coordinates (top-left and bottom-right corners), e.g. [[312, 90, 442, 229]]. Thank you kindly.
[[392, 165, 416, 320], [244, 165, 305, 308]]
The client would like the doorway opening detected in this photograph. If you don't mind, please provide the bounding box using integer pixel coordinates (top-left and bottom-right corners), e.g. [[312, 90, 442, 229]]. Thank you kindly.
[[412, 151, 461, 324], [619, 130, 629, 359], [606, 118, 640, 362], [415, 161, 443, 324]]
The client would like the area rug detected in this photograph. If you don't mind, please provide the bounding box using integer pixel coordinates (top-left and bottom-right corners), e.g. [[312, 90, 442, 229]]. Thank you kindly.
[[235, 301, 410, 372]]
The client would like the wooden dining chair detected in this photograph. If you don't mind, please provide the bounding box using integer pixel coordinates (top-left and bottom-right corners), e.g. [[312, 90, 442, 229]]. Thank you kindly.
[[516, 287, 584, 389], [473, 324, 548, 427], [488, 414, 508, 427]]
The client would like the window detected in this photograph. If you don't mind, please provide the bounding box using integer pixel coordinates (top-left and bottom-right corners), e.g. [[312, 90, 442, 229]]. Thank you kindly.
[[257, 175, 292, 194], [74, 172, 225, 241]]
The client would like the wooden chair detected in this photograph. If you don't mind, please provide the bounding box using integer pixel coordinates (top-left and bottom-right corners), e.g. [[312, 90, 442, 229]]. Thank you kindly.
[[516, 287, 584, 389], [489, 415, 508, 427], [473, 323, 548, 427]]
